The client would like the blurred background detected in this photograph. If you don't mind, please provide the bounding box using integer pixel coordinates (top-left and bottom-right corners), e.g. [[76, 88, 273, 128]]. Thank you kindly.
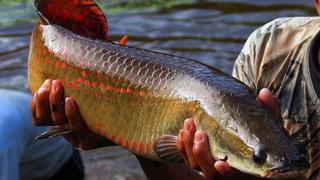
[[0, 0, 316, 179]]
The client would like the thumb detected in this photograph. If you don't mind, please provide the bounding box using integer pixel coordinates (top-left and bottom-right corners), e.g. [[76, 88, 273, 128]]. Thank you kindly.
[[258, 88, 281, 121]]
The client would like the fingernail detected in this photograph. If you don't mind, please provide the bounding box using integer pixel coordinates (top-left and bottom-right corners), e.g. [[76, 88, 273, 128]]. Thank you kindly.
[[39, 79, 50, 93], [43, 79, 50, 88], [194, 131, 203, 142], [260, 88, 271, 95]]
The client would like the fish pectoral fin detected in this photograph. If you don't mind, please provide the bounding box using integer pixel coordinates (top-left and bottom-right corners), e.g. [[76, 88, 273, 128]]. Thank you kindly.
[[35, 124, 72, 140], [155, 135, 184, 163]]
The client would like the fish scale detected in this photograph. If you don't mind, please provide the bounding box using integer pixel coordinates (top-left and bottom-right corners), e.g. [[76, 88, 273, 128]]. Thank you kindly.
[[29, 0, 310, 178]]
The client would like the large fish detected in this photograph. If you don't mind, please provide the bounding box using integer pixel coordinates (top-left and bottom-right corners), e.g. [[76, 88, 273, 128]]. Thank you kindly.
[[28, 0, 309, 178]]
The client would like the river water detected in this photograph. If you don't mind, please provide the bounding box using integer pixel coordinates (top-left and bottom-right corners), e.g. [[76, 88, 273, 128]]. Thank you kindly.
[[0, 0, 316, 179]]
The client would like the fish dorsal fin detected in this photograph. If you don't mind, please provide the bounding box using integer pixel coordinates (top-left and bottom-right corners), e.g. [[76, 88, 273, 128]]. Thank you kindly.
[[155, 135, 184, 163], [34, 0, 108, 40]]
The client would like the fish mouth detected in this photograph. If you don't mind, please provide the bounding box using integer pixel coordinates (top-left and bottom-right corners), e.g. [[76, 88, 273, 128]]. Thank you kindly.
[[264, 159, 310, 179]]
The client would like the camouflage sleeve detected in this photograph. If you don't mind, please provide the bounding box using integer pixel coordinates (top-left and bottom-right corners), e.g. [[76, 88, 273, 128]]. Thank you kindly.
[[232, 30, 259, 92], [232, 18, 295, 93]]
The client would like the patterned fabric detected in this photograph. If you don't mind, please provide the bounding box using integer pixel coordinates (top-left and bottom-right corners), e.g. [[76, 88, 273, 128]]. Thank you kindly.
[[232, 17, 320, 180]]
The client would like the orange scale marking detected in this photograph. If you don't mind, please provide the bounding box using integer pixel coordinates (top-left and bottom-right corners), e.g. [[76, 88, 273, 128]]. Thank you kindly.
[[139, 91, 146, 96], [66, 82, 71, 88], [120, 88, 126, 93], [126, 88, 133, 93], [106, 85, 113, 91], [77, 77, 83, 83], [85, 80, 91, 87], [99, 83, 105, 89], [82, 71, 87, 77], [117, 135, 123, 145], [124, 139, 129, 148], [61, 62, 67, 69], [55, 61, 60, 68], [72, 80, 77, 90], [131, 141, 136, 151]]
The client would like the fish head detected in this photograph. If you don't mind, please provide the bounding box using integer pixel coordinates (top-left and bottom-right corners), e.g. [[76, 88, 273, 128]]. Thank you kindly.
[[223, 123, 310, 179], [203, 92, 310, 179]]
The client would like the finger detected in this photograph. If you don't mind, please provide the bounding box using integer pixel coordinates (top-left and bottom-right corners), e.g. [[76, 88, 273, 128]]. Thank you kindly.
[[182, 118, 199, 169], [177, 129, 188, 162], [35, 79, 52, 122], [193, 131, 220, 179], [30, 93, 50, 125], [49, 80, 67, 125], [65, 97, 86, 132], [258, 88, 281, 119]]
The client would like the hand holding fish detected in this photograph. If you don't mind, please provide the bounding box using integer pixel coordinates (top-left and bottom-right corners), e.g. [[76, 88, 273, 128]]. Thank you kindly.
[[177, 88, 280, 180], [30, 79, 113, 150]]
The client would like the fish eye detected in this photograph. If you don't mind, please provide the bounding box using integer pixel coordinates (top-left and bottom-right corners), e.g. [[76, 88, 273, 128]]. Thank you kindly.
[[253, 148, 267, 165]]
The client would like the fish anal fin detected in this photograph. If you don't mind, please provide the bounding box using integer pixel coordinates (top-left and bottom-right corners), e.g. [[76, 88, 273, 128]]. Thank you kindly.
[[34, 0, 108, 40], [155, 135, 184, 163]]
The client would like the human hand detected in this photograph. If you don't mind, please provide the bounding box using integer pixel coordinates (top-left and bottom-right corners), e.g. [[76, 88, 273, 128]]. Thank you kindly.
[[30, 79, 114, 150], [177, 88, 280, 180]]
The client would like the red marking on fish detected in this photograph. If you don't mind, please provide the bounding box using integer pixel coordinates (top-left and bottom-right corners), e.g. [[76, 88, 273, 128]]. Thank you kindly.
[[61, 62, 67, 69], [107, 85, 112, 91], [44, 57, 49, 64], [55, 61, 60, 68], [99, 83, 105, 89], [131, 141, 136, 151], [139, 91, 146, 96], [126, 88, 133, 93], [35, 53, 39, 64], [120, 88, 126, 93], [82, 71, 87, 77], [77, 77, 83, 83], [66, 81, 71, 88], [42, 49, 47, 55], [124, 139, 129, 148], [72, 80, 77, 90], [117, 135, 123, 145], [96, 122, 102, 133], [85, 80, 91, 87]]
